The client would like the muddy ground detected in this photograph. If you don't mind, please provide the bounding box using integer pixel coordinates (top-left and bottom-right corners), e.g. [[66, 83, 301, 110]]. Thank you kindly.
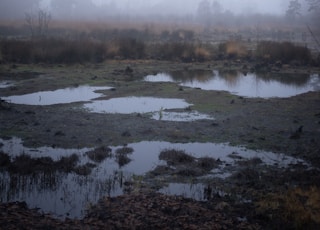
[[0, 60, 320, 229]]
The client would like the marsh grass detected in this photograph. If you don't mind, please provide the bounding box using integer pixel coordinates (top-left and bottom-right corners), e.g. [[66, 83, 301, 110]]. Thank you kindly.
[[0, 22, 315, 65], [0, 152, 80, 175], [86, 146, 112, 163], [256, 41, 312, 64], [159, 149, 195, 166], [256, 186, 320, 229]]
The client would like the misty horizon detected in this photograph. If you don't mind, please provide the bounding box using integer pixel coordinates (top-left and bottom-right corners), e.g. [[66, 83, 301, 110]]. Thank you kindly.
[[0, 0, 312, 20]]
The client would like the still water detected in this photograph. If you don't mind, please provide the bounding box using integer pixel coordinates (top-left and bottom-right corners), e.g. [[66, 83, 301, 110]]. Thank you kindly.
[[0, 137, 305, 219], [83, 97, 191, 114], [145, 70, 320, 98], [1, 86, 112, 105]]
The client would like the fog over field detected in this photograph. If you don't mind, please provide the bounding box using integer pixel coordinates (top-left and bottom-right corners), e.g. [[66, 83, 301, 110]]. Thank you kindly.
[[0, 0, 313, 20], [91, 0, 291, 15]]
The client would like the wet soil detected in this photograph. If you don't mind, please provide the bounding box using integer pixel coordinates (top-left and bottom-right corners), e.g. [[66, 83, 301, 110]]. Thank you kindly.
[[1, 60, 320, 229]]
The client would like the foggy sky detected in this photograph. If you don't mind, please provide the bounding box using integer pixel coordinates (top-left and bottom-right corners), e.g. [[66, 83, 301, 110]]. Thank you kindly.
[[91, 0, 291, 15], [0, 0, 311, 20], [41, 0, 293, 16]]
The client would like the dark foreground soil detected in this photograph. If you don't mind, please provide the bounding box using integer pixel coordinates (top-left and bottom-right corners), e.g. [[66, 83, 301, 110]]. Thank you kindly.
[[0, 192, 261, 229], [0, 60, 320, 229]]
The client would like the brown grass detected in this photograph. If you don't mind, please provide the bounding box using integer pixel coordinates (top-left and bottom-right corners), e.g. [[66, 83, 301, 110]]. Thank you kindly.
[[256, 41, 311, 64], [256, 186, 320, 229], [218, 41, 248, 59]]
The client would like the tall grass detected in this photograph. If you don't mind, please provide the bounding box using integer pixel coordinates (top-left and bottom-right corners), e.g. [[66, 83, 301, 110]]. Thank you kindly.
[[256, 41, 311, 64], [0, 36, 314, 65], [0, 38, 105, 64]]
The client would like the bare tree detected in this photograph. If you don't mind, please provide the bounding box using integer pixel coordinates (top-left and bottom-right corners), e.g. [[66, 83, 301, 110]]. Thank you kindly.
[[305, 0, 320, 11], [286, 0, 302, 20], [25, 10, 51, 38], [197, 0, 213, 28]]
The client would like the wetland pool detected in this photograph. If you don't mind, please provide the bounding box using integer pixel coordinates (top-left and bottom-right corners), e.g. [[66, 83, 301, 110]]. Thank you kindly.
[[0, 137, 306, 219], [144, 70, 320, 98], [1, 85, 113, 105]]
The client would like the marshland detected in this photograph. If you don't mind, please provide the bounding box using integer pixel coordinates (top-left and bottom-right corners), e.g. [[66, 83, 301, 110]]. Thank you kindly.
[[1, 0, 320, 229]]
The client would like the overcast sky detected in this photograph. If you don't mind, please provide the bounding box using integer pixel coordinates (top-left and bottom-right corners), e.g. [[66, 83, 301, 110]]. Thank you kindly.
[[90, 0, 292, 15], [0, 0, 302, 20]]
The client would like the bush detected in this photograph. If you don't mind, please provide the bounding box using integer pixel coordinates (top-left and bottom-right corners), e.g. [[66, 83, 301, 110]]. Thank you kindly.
[[1, 40, 34, 63], [0, 38, 106, 64], [116, 38, 145, 59], [256, 41, 311, 64], [218, 41, 248, 59], [152, 42, 211, 62]]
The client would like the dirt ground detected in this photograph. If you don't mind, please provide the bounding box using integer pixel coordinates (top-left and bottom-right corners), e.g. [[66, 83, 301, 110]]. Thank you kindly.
[[0, 60, 320, 229]]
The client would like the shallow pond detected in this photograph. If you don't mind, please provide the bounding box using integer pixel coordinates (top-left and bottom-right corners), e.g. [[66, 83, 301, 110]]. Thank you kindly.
[[83, 97, 191, 114], [1, 85, 112, 105], [0, 137, 306, 219], [84, 96, 215, 121], [144, 71, 320, 98]]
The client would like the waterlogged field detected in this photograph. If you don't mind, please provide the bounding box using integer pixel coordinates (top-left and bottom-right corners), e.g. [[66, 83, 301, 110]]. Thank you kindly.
[[0, 61, 320, 228], [0, 136, 308, 218]]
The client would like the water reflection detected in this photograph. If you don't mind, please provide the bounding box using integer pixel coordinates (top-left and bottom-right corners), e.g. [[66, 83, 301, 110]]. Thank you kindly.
[[84, 96, 214, 121], [84, 97, 192, 114], [2, 86, 112, 105], [0, 81, 14, 88], [0, 137, 306, 219], [144, 70, 319, 98]]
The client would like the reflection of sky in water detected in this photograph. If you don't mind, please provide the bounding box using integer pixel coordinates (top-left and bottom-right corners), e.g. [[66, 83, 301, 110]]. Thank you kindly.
[[2, 86, 112, 105], [84, 97, 192, 113], [84, 96, 214, 121], [0, 81, 14, 88], [145, 71, 320, 98], [0, 137, 306, 219]]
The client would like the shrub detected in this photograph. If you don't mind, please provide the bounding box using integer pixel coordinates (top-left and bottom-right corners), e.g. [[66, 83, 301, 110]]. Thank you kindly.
[[194, 47, 211, 62], [116, 38, 145, 59], [0, 38, 106, 64], [159, 149, 195, 165], [256, 41, 311, 64], [1, 40, 34, 63], [86, 146, 112, 163], [218, 41, 248, 59], [153, 42, 194, 62]]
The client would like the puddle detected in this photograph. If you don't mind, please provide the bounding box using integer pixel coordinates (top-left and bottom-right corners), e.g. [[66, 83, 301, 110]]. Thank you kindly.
[[1, 86, 112, 105], [84, 96, 214, 121], [83, 97, 192, 114], [0, 81, 14, 88], [144, 71, 320, 98], [0, 137, 306, 219]]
